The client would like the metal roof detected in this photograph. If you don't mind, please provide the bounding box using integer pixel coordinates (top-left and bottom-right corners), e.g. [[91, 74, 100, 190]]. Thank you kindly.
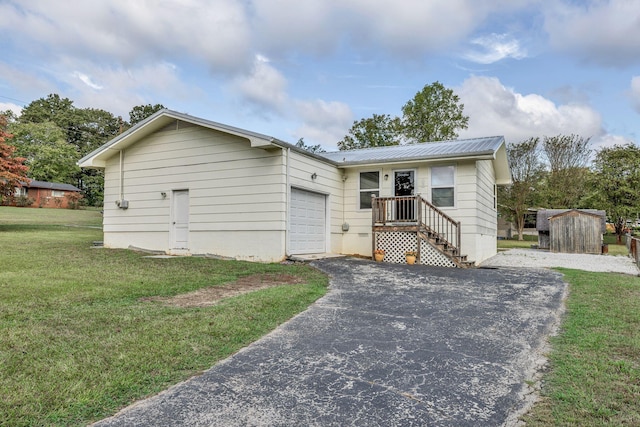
[[78, 110, 510, 184], [26, 180, 81, 192], [319, 136, 505, 165], [536, 209, 606, 233]]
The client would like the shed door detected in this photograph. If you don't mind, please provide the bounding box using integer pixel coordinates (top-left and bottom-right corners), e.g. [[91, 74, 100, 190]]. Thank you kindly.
[[290, 188, 326, 254], [171, 190, 189, 249]]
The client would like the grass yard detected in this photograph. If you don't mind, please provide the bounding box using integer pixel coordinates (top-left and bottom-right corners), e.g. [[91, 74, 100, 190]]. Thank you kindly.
[[0, 207, 328, 426], [523, 269, 640, 425]]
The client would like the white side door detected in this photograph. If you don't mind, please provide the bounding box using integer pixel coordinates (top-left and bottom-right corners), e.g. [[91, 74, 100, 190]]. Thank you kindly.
[[171, 190, 189, 250]]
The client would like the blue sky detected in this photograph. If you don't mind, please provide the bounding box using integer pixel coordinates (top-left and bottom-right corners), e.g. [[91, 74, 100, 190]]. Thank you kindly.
[[1, 0, 639, 151]]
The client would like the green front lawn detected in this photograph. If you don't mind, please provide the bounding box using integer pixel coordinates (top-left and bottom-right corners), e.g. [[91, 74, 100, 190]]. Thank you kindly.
[[523, 269, 640, 425], [0, 207, 328, 426]]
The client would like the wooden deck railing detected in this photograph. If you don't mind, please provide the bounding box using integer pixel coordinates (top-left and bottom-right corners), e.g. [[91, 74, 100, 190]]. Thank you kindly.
[[372, 195, 461, 255]]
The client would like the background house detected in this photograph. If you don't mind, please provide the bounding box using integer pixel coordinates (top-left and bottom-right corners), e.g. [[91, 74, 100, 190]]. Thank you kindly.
[[536, 209, 606, 254], [10, 180, 81, 209], [79, 110, 511, 266]]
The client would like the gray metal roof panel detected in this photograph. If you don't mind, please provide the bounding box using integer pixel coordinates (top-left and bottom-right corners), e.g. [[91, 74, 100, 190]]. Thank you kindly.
[[536, 209, 606, 232], [27, 180, 81, 192], [319, 136, 505, 165]]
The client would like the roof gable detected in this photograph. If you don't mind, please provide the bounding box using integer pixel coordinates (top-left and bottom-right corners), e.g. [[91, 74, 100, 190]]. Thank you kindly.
[[537, 209, 607, 233], [78, 109, 281, 168]]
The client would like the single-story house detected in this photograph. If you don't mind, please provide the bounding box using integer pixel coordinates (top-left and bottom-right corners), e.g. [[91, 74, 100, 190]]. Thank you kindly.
[[78, 109, 511, 266], [536, 209, 606, 254], [10, 180, 81, 209]]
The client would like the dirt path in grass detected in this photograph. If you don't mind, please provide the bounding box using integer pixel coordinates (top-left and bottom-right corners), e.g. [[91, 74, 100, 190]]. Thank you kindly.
[[140, 274, 305, 308]]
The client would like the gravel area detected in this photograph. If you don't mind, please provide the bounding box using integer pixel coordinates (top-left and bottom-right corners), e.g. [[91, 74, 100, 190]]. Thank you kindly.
[[481, 248, 639, 275]]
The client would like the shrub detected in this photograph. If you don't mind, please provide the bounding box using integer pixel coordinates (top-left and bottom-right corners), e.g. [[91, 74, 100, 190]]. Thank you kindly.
[[15, 195, 34, 207], [66, 192, 84, 210]]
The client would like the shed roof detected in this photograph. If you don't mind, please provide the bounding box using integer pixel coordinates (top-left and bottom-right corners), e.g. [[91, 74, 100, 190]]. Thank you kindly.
[[24, 180, 81, 192], [536, 209, 606, 233]]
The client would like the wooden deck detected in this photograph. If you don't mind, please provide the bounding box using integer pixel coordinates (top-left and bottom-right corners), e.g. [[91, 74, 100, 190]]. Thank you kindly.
[[371, 195, 469, 267]]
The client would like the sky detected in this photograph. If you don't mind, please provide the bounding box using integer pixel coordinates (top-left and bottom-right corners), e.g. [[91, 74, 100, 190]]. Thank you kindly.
[[1, 0, 639, 152]]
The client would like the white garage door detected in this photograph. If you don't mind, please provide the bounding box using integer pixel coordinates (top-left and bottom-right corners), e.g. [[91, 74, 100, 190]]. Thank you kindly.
[[290, 188, 326, 254]]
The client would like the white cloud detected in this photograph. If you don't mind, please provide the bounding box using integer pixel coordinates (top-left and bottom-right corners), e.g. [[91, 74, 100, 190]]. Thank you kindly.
[[293, 99, 354, 150], [462, 34, 527, 64], [0, 102, 22, 116], [234, 55, 288, 112], [49, 59, 194, 117], [73, 72, 103, 90], [252, 0, 537, 58], [0, 0, 252, 72], [590, 134, 635, 152], [544, 0, 640, 66], [456, 76, 603, 143], [631, 76, 640, 113]]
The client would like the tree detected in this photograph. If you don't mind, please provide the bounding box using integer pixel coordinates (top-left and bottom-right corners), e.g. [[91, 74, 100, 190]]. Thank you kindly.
[[0, 115, 29, 202], [540, 134, 591, 208], [19, 95, 122, 206], [295, 138, 325, 153], [338, 114, 402, 150], [19, 94, 75, 125], [401, 81, 469, 143], [588, 144, 640, 243], [497, 138, 544, 240], [8, 121, 80, 183], [129, 104, 165, 126]]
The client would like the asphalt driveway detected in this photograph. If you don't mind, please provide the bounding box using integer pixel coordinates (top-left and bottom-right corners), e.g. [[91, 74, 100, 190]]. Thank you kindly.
[[93, 257, 567, 427]]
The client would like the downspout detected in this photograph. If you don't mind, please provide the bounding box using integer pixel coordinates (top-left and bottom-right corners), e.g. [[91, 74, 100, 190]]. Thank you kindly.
[[119, 149, 124, 202], [285, 147, 291, 257]]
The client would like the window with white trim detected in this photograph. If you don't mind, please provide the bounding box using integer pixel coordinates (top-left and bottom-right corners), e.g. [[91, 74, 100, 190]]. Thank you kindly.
[[51, 190, 65, 197], [431, 165, 455, 207], [15, 187, 27, 197], [359, 171, 379, 209]]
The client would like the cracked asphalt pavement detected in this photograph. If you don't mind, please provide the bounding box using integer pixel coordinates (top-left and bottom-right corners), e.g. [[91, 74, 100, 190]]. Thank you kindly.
[[93, 257, 567, 427]]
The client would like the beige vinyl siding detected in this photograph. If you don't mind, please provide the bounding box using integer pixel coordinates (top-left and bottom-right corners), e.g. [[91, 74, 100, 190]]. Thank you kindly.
[[102, 126, 287, 260], [475, 160, 498, 234], [471, 160, 499, 263], [341, 167, 378, 255], [287, 150, 344, 254], [339, 160, 496, 262]]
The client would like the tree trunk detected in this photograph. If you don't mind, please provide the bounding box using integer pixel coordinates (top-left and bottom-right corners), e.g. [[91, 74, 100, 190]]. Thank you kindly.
[[516, 215, 525, 241]]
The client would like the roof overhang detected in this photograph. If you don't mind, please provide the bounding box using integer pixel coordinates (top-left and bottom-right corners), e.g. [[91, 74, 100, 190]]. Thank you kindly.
[[493, 141, 512, 186], [326, 138, 512, 186], [78, 109, 281, 169]]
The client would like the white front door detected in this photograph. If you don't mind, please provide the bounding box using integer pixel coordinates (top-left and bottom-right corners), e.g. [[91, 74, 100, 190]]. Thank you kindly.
[[171, 190, 189, 249], [289, 188, 326, 254]]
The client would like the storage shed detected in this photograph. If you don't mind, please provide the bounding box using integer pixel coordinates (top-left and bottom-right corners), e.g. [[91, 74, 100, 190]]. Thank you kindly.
[[536, 209, 606, 254]]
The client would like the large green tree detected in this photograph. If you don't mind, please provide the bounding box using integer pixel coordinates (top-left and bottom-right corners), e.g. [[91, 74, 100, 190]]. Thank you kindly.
[[8, 121, 80, 184], [128, 104, 165, 126], [497, 137, 545, 240], [337, 82, 468, 150], [338, 114, 402, 150], [18, 95, 122, 206], [0, 115, 29, 202], [401, 81, 469, 143], [540, 134, 592, 208], [295, 138, 325, 153], [587, 143, 640, 243]]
